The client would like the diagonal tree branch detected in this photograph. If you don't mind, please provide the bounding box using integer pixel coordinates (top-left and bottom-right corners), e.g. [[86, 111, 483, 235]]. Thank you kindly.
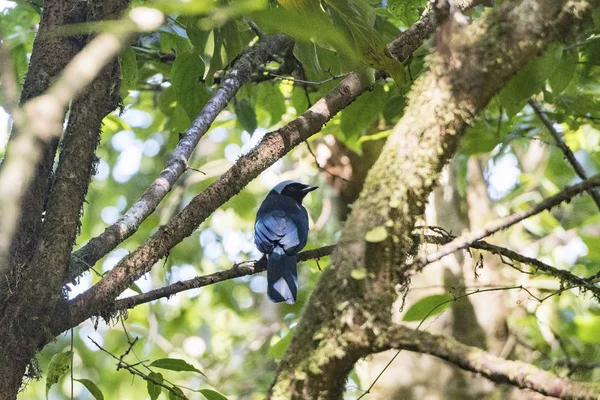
[[528, 98, 600, 211], [68, 34, 294, 281], [422, 232, 600, 299], [412, 174, 600, 272], [386, 0, 487, 62], [54, 72, 367, 334], [107, 246, 335, 314], [377, 324, 600, 399]]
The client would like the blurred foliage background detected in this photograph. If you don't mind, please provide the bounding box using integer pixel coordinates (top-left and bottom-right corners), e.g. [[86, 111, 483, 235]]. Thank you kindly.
[[1, 0, 600, 398]]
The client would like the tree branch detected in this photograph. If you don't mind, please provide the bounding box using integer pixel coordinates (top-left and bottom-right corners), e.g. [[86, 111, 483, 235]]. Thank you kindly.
[[422, 231, 600, 299], [105, 246, 335, 314], [378, 324, 600, 399], [27, 0, 131, 306], [55, 73, 367, 334], [0, 0, 88, 273], [386, 0, 486, 62], [528, 98, 600, 211], [412, 174, 600, 272], [0, 7, 162, 276], [68, 34, 294, 281]]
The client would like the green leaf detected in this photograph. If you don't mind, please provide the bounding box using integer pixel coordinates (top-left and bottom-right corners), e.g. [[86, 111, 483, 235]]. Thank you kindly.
[[75, 378, 104, 400], [340, 84, 388, 146], [403, 293, 454, 322], [147, 372, 163, 400], [128, 282, 143, 294], [253, 8, 359, 65], [549, 49, 578, 94], [46, 351, 72, 399], [256, 83, 286, 126], [171, 52, 210, 121], [268, 332, 293, 359], [169, 386, 188, 400], [119, 47, 138, 99], [150, 358, 206, 376], [365, 226, 388, 243], [498, 43, 562, 116], [388, 0, 422, 25], [200, 388, 229, 400], [234, 99, 258, 134], [574, 315, 600, 344]]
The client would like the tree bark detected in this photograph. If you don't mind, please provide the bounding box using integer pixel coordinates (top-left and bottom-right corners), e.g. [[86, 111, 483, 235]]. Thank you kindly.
[[0, 1, 128, 398], [268, 1, 597, 398]]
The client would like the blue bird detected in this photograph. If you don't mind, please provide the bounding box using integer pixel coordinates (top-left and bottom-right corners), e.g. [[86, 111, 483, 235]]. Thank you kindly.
[[254, 180, 317, 304]]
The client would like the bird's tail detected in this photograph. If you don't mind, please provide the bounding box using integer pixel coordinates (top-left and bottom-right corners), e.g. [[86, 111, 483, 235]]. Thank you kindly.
[[267, 247, 298, 304]]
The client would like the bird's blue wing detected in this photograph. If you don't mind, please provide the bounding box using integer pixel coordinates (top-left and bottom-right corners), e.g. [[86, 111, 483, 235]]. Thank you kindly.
[[254, 210, 302, 255]]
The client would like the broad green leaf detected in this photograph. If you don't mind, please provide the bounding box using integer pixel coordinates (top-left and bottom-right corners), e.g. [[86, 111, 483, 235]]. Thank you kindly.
[[498, 43, 562, 116], [234, 99, 258, 134], [253, 8, 359, 66], [219, 20, 244, 67], [119, 47, 138, 99], [150, 358, 206, 376], [147, 372, 163, 400], [549, 50, 577, 94], [128, 282, 143, 294], [171, 52, 210, 121], [256, 83, 286, 126], [75, 378, 104, 400], [387, 0, 422, 25], [46, 351, 72, 399], [268, 332, 293, 359], [403, 293, 454, 322], [340, 84, 388, 148], [365, 226, 388, 243], [581, 37, 600, 66], [169, 386, 188, 400], [574, 315, 600, 344], [294, 41, 323, 79], [200, 388, 229, 400]]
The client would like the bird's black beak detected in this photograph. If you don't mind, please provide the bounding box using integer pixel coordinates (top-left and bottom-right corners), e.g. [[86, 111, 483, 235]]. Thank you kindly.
[[301, 185, 318, 193]]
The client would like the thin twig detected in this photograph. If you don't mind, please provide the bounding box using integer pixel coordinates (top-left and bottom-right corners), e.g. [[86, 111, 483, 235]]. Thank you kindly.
[[88, 336, 187, 399], [106, 245, 336, 313], [266, 72, 346, 86], [529, 99, 600, 211], [422, 231, 600, 300], [410, 174, 600, 271], [304, 141, 351, 183]]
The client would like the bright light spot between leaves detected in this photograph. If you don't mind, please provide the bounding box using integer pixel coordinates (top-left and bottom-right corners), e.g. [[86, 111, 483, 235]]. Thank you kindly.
[[101, 206, 119, 225], [486, 152, 521, 200], [121, 108, 153, 128], [113, 146, 142, 182], [94, 158, 110, 181]]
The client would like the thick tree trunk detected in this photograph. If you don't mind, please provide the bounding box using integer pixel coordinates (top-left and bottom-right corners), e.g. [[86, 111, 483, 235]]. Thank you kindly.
[[0, 1, 128, 398]]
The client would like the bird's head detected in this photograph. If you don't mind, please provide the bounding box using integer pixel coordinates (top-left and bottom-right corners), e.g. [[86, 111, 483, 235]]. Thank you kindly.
[[272, 180, 318, 204]]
